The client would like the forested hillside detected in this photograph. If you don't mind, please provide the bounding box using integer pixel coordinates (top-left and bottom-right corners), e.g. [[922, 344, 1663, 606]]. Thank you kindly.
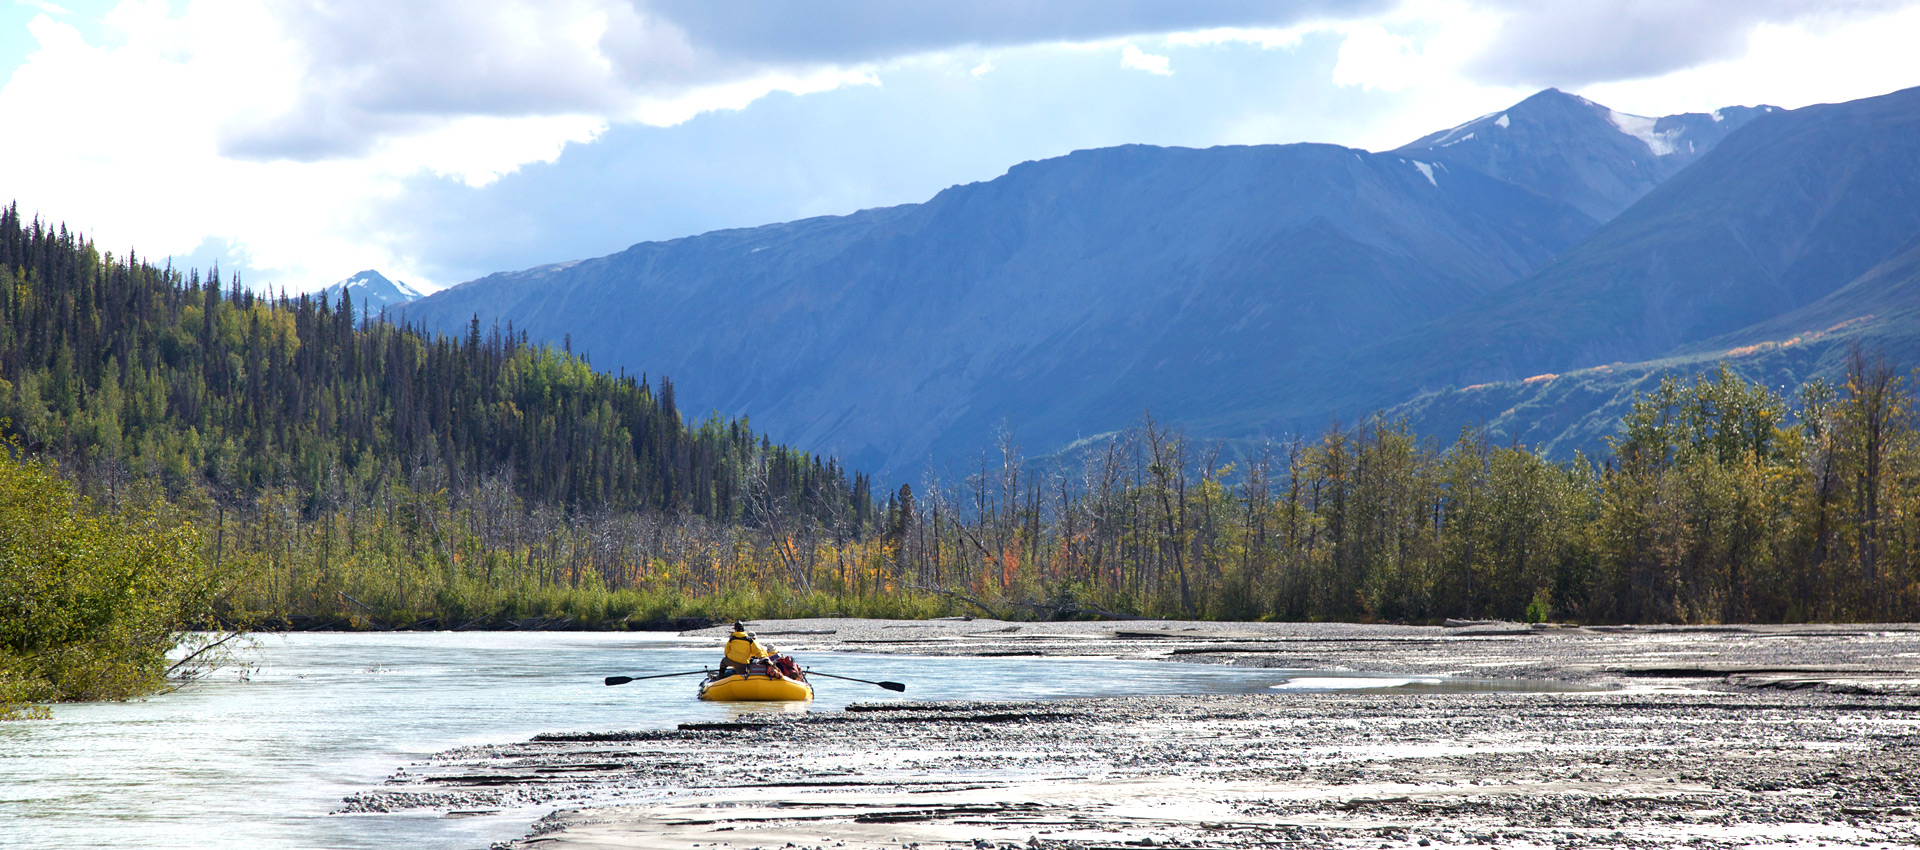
[[0, 204, 872, 516], [5, 201, 1918, 640], [0, 204, 884, 628]]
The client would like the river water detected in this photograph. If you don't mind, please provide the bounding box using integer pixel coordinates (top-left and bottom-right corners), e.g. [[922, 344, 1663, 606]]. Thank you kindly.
[[0, 631, 1572, 850]]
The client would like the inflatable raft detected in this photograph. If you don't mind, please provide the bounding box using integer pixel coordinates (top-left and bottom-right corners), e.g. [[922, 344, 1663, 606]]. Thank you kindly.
[[697, 672, 814, 702]]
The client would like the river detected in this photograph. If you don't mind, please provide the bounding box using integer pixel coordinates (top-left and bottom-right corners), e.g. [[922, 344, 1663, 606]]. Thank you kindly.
[[0, 631, 1557, 849]]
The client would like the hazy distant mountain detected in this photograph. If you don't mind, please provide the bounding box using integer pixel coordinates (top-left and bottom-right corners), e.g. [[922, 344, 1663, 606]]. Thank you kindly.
[[401, 87, 1813, 477], [320, 270, 423, 314]]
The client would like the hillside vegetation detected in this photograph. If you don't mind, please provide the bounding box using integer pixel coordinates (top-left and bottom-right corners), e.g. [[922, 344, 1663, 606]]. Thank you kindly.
[[7, 195, 1920, 714], [0, 205, 906, 641], [0, 449, 209, 719], [911, 358, 1918, 624]]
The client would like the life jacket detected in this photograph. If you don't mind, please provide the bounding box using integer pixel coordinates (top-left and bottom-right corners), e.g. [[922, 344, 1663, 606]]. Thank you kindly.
[[724, 630, 773, 665]]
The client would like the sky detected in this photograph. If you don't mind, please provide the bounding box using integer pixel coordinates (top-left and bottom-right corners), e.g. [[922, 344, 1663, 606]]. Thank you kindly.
[[1, 0, 1918, 293]]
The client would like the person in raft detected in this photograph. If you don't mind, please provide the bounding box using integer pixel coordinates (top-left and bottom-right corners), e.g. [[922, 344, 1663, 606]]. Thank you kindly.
[[717, 623, 805, 681]]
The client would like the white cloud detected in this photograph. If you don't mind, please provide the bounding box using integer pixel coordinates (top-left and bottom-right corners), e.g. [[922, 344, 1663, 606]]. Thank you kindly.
[[1330, 24, 1423, 91], [1462, 0, 1914, 88], [1165, 26, 1312, 49], [13, 0, 69, 15], [379, 114, 609, 189], [0, 0, 892, 292], [1120, 43, 1172, 75], [1580, 4, 1920, 116], [1187, 0, 1920, 150], [630, 66, 881, 127], [1325, 2, 1502, 93]]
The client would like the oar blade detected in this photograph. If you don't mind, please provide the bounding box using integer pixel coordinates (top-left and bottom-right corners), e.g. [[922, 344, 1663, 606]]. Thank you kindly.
[[605, 676, 634, 686], [879, 681, 907, 692]]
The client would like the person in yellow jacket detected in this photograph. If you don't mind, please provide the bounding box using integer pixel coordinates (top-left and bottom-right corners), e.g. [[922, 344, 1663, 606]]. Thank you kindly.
[[718, 622, 775, 677]]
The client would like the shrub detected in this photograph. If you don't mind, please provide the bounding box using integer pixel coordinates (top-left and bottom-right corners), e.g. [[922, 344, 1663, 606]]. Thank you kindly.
[[0, 451, 209, 719]]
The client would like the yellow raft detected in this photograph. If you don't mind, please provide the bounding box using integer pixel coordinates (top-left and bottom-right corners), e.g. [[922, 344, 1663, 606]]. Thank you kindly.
[[697, 673, 814, 702]]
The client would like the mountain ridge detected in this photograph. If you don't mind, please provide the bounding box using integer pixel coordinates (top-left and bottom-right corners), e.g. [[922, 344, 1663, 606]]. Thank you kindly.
[[410, 134, 1615, 475], [1334, 84, 1920, 423], [402, 87, 1841, 478], [1395, 87, 1776, 222]]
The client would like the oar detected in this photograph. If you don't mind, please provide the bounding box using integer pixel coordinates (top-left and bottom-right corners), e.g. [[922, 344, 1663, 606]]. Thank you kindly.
[[604, 670, 712, 686], [806, 670, 907, 692]]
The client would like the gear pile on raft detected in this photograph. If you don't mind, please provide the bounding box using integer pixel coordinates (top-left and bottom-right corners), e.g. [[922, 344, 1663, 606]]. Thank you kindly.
[[699, 622, 813, 702]]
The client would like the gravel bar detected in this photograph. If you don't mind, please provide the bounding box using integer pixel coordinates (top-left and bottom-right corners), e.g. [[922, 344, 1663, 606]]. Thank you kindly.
[[340, 620, 1920, 849]]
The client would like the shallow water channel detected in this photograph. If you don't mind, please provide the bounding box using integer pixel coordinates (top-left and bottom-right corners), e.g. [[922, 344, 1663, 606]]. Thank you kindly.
[[2, 631, 1581, 850]]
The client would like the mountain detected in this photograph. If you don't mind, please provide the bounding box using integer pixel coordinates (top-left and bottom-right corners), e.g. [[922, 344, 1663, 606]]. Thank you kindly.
[[402, 89, 1774, 477], [1395, 88, 1775, 222], [405, 141, 1596, 475], [1363, 88, 1920, 455], [1331, 85, 1920, 442], [1386, 225, 1920, 457], [321, 269, 423, 314]]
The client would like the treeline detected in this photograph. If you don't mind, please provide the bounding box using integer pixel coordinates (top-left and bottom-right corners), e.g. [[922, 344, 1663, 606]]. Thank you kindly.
[[187, 351, 1920, 629], [886, 356, 1919, 623], [6, 199, 1919, 655]]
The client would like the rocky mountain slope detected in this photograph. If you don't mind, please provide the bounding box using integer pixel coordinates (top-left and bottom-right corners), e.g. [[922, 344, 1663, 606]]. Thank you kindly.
[[1366, 86, 1920, 455], [404, 88, 1771, 476], [1396, 89, 1772, 222]]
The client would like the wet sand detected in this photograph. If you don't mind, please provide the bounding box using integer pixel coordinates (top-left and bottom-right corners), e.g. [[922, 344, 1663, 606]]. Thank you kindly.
[[343, 620, 1920, 849]]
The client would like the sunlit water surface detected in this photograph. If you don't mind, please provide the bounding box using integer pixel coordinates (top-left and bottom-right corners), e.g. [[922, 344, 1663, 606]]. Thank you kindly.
[[1, 631, 1583, 849]]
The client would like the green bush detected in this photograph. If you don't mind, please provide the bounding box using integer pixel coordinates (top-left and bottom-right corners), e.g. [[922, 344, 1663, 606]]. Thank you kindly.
[[0, 451, 209, 719], [1524, 589, 1553, 624]]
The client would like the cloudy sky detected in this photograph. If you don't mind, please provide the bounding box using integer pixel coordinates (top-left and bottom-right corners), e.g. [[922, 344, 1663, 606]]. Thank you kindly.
[[2, 0, 1917, 293]]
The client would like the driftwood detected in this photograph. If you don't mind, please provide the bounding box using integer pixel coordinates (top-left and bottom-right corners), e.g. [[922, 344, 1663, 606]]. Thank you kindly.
[[163, 630, 248, 679], [336, 591, 395, 630], [1008, 600, 1150, 621], [907, 584, 1148, 622], [907, 584, 1004, 620]]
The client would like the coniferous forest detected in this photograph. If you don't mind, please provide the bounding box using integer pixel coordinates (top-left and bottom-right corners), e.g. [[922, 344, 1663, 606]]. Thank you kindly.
[[0, 205, 889, 634], [4, 197, 1920, 692]]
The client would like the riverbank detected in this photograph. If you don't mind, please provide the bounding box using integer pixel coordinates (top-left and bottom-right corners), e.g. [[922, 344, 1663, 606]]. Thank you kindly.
[[344, 620, 1920, 849]]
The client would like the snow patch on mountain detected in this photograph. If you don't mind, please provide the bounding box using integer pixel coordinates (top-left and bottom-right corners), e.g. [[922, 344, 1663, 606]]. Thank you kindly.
[[1423, 111, 1501, 147], [1607, 109, 1680, 156], [320, 270, 423, 313]]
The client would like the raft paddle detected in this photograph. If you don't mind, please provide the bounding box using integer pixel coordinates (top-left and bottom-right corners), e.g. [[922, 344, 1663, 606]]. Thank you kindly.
[[805, 670, 907, 692], [604, 670, 712, 686]]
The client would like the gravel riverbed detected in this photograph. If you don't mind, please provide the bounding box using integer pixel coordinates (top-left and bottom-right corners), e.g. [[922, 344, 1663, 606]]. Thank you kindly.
[[342, 620, 1920, 849]]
